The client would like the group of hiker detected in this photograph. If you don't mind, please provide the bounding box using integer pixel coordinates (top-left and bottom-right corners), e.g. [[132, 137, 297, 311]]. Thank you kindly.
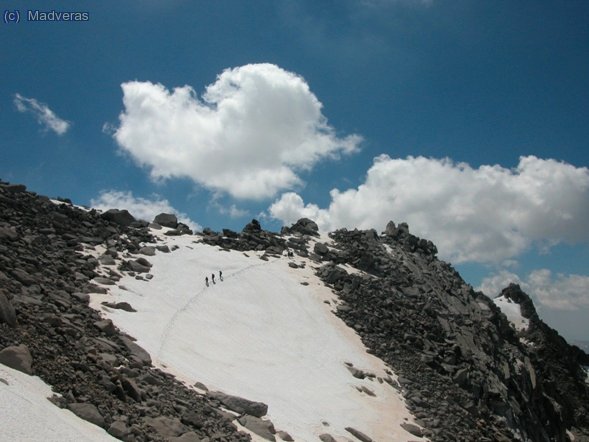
[[205, 270, 223, 287]]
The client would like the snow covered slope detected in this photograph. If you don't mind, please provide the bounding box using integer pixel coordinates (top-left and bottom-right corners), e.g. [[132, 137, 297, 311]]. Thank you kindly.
[[89, 229, 420, 441], [493, 295, 529, 332]]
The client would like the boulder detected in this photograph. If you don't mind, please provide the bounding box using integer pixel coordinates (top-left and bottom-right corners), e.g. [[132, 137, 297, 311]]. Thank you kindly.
[[314, 242, 329, 255], [283, 218, 319, 236], [139, 246, 156, 256], [0, 344, 33, 374], [0, 226, 18, 240], [67, 403, 105, 428], [11, 268, 37, 287], [209, 391, 268, 417], [345, 427, 373, 442], [144, 416, 188, 438], [107, 420, 131, 439], [102, 301, 136, 312], [237, 415, 275, 441], [153, 213, 178, 229], [0, 291, 17, 326], [401, 422, 424, 438], [243, 219, 262, 233], [101, 209, 136, 227], [119, 335, 152, 366], [384, 220, 397, 236]]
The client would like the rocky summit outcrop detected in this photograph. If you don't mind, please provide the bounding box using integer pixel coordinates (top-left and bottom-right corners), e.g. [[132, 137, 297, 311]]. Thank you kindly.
[[501, 284, 589, 438], [0, 180, 250, 441], [309, 225, 589, 442]]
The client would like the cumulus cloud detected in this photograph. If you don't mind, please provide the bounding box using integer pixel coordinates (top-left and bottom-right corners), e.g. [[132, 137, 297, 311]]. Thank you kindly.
[[111, 63, 361, 200], [91, 190, 201, 231], [209, 200, 249, 219], [14, 93, 70, 135], [269, 155, 589, 263], [478, 269, 589, 311]]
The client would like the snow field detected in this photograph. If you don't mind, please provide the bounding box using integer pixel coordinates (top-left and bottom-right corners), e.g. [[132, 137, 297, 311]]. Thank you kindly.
[[90, 230, 421, 441]]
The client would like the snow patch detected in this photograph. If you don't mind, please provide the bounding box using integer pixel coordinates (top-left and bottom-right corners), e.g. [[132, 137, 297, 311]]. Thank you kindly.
[[493, 295, 529, 332], [0, 364, 117, 442]]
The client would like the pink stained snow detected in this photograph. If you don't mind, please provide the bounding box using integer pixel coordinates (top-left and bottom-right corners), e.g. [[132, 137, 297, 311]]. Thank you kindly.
[[89, 230, 423, 441]]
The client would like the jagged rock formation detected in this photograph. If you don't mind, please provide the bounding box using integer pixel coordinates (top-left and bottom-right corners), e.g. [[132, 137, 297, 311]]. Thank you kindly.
[[501, 284, 589, 439], [311, 225, 589, 442], [1, 179, 588, 442], [0, 181, 250, 441]]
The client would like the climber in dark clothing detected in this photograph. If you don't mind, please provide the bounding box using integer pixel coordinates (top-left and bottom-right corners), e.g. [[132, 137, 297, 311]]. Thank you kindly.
[[205, 276, 209, 287], [219, 270, 223, 281], [211, 273, 215, 284]]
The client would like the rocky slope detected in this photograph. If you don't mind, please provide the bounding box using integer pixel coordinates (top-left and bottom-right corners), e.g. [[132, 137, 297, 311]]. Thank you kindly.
[[1, 179, 588, 442], [0, 181, 251, 441]]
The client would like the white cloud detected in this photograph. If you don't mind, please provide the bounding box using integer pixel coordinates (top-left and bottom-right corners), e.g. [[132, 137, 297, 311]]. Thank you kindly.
[[111, 63, 361, 200], [13, 93, 70, 135], [478, 269, 589, 311], [210, 200, 249, 219], [269, 155, 589, 264], [91, 190, 201, 231]]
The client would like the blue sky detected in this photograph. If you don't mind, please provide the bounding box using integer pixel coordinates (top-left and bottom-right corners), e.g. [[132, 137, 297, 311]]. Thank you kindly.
[[2, 0, 588, 341]]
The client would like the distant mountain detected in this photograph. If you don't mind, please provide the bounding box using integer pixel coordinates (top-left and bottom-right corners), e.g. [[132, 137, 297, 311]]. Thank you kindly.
[[1, 179, 588, 441]]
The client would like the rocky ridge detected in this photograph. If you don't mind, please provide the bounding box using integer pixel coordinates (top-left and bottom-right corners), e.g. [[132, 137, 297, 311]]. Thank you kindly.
[[190, 218, 589, 441]]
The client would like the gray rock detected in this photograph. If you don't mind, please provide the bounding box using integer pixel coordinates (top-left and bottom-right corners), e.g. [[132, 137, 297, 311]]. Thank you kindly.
[[237, 415, 275, 441], [345, 427, 373, 442], [93, 276, 115, 285], [119, 335, 152, 366], [0, 344, 33, 374], [156, 245, 171, 253], [276, 430, 294, 441], [11, 268, 36, 286], [72, 292, 90, 303], [165, 229, 183, 236], [154, 213, 178, 228], [319, 434, 337, 442], [0, 226, 18, 240], [98, 254, 116, 265], [169, 432, 202, 442], [108, 420, 131, 439], [144, 416, 188, 438], [128, 259, 151, 273], [384, 220, 397, 236], [68, 403, 105, 428], [94, 319, 117, 336], [283, 218, 319, 236], [314, 242, 329, 255], [401, 422, 424, 437], [102, 301, 136, 312], [0, 291, 17, 326], [209, 391, 268, 417], [139, 246, 156, 256], [121, 377, 142, 401], [243, 219, 262, 232], [181, 410, 206, 429], [101, 209, 136, 227]]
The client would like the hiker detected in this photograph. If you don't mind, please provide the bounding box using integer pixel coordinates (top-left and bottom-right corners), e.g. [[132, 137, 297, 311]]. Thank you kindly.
[[219, 270, 223, 281], [211, 273, 215, 284], [205, 276, 209, 287]]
